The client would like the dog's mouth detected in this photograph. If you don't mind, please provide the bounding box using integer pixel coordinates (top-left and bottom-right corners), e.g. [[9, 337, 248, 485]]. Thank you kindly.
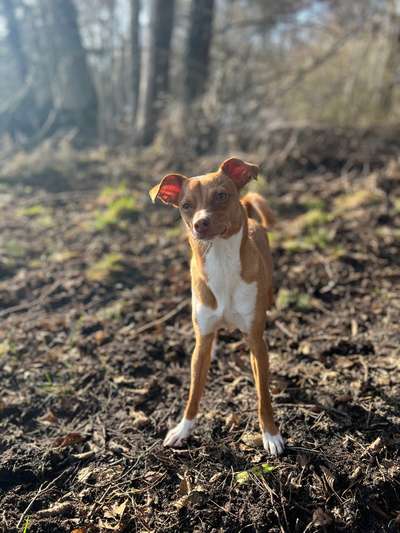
[[193, 225, 227, 241]]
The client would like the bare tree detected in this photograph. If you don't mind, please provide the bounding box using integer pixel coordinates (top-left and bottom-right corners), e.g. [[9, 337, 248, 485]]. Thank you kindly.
[[41, 0, 98, 138], [130, 0, 141, 131], [183, 0, 215, 103], [139, 0, 175, 145]]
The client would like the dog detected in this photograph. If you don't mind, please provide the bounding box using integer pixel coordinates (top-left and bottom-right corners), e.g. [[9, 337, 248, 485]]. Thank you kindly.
[[149, 157, 284, 455]]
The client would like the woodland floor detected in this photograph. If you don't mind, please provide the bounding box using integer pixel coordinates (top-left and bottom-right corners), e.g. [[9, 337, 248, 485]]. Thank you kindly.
[[0, 147, 399, 532]]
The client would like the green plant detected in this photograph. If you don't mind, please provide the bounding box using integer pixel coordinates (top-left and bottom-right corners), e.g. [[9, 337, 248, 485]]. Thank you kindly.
[[86, 253, 125, 282]]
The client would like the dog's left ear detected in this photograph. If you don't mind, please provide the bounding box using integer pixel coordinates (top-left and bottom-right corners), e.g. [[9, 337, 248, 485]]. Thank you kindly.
[[220, 158, 259, 189], [149, 173, 187, 207]]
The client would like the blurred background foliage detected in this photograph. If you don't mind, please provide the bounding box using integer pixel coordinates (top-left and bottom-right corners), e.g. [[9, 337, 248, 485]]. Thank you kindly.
[[1, 0, 400, 158]]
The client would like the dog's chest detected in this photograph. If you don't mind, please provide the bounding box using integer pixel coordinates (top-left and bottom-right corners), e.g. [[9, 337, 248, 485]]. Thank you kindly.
[[194, 228, 257, 335]]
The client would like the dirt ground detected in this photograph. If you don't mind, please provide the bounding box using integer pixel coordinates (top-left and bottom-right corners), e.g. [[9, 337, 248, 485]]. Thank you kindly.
[[0, 147, 399, 532]]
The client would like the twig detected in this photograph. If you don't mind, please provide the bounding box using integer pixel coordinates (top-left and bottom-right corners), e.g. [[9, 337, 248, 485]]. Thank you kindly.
[[275, 320, 295, 338], [16, 470, 66, 528], [0, 280, 62, 319], [118, 298, 189, 338]]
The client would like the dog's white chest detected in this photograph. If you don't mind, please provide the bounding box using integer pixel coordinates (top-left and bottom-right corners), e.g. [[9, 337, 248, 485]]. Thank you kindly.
[[193, 228, 257, 335]]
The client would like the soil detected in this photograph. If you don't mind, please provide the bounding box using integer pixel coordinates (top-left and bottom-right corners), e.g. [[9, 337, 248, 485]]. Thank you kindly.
[[0, 150, 399, 532]]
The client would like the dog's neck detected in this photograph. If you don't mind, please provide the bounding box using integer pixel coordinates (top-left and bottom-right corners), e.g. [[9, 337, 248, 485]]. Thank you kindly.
[[188, 204, 248, 277]]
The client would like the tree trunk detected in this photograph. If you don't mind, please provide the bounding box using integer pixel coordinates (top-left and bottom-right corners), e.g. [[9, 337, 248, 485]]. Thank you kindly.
[[2, 0, 28, 82], [183, 0, 215, 103], [140, 0, 175, 146], [130, 0, 141, 131], [380, 0, 400, 115], [41, 0, 98, 139]]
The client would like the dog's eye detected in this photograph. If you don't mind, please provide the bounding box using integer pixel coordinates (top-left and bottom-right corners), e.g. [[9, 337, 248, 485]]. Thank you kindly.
[[216, 192, 228, 202], [181, 202, 192, 210]]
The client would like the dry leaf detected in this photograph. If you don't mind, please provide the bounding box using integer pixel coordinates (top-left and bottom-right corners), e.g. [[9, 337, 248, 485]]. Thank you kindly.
[[225, 413, 240, 429], [112, 375, 136, 386], [98, 518, 119, 530], [37, 501, 74, 516], [72, 450, 96, 461], [240, 432, 263, 448], [177, 478, 189, 497], [104, 500, 127, 519], [349, 466, 361, 480], [39, 410, 58, 425], [173, 485, 206, 509], [209, 472, 223, 484], [366, 436, 384, 455], [297, 454, 310, 468], [312, 507, 333, 527], [55, 432, 84, 448], [131, 410, 149, 429], [300, 342, 311, 355], [77, 465, 95, 483], [320, 466, 335, 490]]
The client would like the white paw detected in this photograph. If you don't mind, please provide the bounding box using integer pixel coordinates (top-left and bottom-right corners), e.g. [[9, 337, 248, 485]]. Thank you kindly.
[[263, 431, 285, 456], [163, 418, 194, 447]]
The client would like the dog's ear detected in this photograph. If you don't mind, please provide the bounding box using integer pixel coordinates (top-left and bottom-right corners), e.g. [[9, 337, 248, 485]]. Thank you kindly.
[[149, 174, 187, 207], [220, 158, 259, 189]]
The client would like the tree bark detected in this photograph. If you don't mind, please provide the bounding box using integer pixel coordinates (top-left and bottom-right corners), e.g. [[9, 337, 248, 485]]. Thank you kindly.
[[130, 0, 141, 131], [41, 0, 98, 139], [183, 0, 215, 103], [140, 0, 175, 146]]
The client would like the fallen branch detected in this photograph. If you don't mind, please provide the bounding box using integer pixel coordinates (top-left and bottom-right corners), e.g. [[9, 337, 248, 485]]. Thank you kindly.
[[119, 298, 189, 338]]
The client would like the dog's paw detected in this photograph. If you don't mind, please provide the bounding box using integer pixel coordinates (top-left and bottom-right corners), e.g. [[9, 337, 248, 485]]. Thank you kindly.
[[163, 418, 194, 447], [263, 431, 285, 456]]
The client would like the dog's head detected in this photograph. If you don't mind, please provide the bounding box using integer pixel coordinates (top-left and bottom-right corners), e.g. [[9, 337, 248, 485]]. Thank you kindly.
[[149, 158, 259, 240]]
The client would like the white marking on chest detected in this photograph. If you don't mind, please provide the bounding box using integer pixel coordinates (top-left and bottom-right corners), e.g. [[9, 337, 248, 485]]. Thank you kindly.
[[193, 227, 257, 335]]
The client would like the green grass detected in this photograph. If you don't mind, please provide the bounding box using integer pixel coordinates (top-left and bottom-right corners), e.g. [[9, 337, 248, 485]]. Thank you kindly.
[[0, 339, 17, 358], [235, 463, 275, 485], [22, 517, 30, 533], [96, 300, 125, 320], [276, 288, 313, 311], [17, 204, 54, 228], [95, 195, 139, 231], [3, 239, 28, 258], [86, 253, 125, 282], [17, 204, 48, 217]]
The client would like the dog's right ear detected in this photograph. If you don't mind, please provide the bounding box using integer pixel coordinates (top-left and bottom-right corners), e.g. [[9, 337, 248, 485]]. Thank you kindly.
[[149, 174, 187, 207]]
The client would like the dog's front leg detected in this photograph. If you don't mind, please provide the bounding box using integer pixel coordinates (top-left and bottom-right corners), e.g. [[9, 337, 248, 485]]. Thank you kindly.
[[248, 333, 285, 456], [163, 331, 214, 447]]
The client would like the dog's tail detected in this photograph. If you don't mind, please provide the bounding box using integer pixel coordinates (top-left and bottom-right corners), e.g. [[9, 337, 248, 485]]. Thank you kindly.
[[241, 192, 276, 230]]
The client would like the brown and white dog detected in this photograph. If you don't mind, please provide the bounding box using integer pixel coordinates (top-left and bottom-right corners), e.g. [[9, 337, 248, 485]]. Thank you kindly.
[[150, 157, 284, 455]]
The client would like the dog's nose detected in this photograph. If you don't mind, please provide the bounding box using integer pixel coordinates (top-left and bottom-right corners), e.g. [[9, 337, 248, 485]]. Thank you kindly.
[[194, 217, 210, 233]]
